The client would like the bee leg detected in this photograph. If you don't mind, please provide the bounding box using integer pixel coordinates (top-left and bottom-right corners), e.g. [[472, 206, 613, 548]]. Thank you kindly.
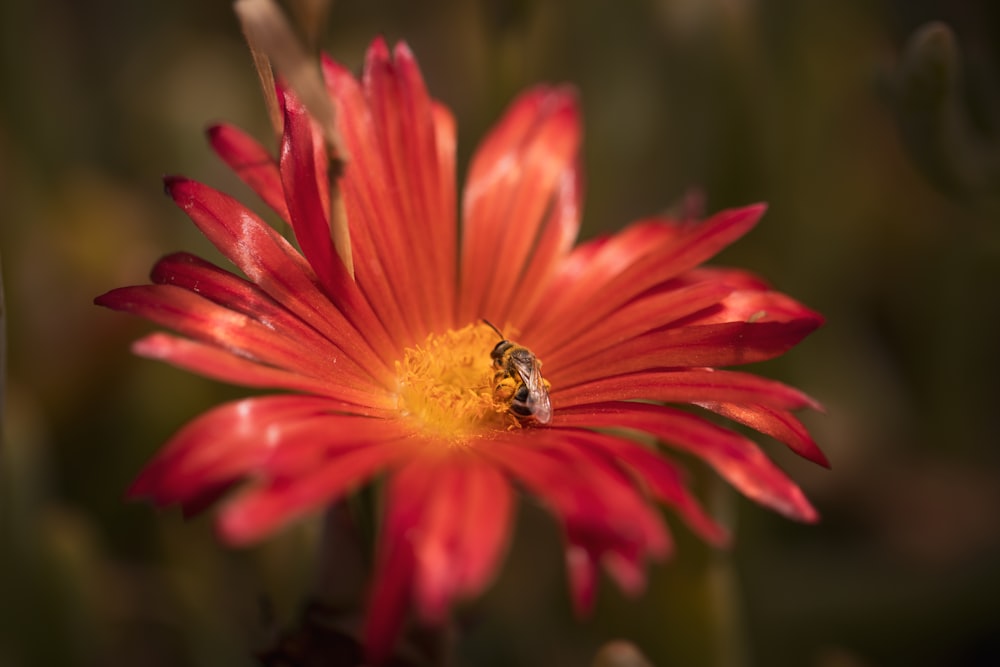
[[493, 376, 518, 403]]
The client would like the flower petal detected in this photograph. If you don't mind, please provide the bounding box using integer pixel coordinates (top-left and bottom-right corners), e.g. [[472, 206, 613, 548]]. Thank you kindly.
[[150, 251, 394, 386], [557, 402, 818, 523], [217, 435, 407, 544], [96, 284, 379, 390], [553, 368, 820, 411], [408, 456, 515, 624], [163, 176, 397, 368], [459, 87, 581, 324], [277, 84, 342, 299], [686, 288, 826, 328], [207, 123, 290, 222], [523, 205, 765, 349], [538, 280, 734, 366], [547, 315, 824, 387], [131, 333, 392, 409], [700, 402, 830, 468], [129, 395, 348, 506], [364, 458, 425, 666], [482, 431, 670, 613], [559, 428, 729, 546], [503, 160, 582, 327], [366, 41, 456, 334], [323, 43, 456, 344]]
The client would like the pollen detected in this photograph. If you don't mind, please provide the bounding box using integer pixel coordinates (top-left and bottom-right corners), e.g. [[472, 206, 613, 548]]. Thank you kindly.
[[395, 322, 517, 440]]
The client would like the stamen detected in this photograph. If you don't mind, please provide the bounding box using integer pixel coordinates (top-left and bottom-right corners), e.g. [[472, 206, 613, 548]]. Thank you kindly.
[[395, 323, 519, 440]]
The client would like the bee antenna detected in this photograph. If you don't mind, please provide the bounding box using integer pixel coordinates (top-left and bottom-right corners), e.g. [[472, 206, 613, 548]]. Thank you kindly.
[[481, 318, 504, 339]]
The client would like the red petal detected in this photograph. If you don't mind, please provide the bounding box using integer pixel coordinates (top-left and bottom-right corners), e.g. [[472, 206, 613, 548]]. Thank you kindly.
[[482, 431, 671, 610], [217, 437, 405, 544], [364, 454, 425, 665], [323, 45, 454, 345], [565, 544, 598, 616], [364, 533, 415, 667], [150, 252, 394, 386], [553, 368, 820, 411], [96, 284, 381, 390], [503, 160, 582, 327], [523, 205, 765, 349], [557, 402, 819, 523], [686, 288, 826, 328], [129, 395, 347, 505], [277, 85, 342, 300], [163, 176, 397, 367], [562, 428, 729, 546], [547, 316, 823, 387], [431, 100, 457, 271], [207, 123, 290, 222], [407, 457, 515, 623], [538, 280, 733, 365], [365, 42, 456, 334], [322, 54, 412, 346], [132, 333, 391, 409], [459, 87, 581, 324], [700, 402, 830, 468]]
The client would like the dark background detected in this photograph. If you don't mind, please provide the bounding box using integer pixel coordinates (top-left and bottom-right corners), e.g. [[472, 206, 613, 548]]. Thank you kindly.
[[2, 1, 999, 665]]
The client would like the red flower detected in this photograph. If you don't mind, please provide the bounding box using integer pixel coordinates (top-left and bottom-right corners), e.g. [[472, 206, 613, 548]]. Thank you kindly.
[[97, 38, 825, 661]]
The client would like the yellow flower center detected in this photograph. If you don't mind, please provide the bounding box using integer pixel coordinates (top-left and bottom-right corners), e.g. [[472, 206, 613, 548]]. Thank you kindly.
[[395, 322, 518, 440]]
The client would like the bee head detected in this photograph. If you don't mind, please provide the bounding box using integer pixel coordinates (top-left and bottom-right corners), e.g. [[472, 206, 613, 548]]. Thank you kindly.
[[491, 339, 513, 363]]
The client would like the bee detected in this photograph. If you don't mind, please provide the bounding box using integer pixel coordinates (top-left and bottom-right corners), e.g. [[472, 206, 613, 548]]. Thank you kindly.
[[482, 320, 552, 424]]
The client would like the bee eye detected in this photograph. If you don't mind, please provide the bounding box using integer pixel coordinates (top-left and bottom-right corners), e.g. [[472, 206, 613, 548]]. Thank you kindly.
[[491, 341, 510, 359]]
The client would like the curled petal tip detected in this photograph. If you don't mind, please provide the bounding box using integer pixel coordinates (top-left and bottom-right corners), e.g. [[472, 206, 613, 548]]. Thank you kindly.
[[216, 508, 258, 547], [393, 40, 414, 61], [787, 494, 821, 524], [131, 332, 171, 359], [367, 35, 391, 62]]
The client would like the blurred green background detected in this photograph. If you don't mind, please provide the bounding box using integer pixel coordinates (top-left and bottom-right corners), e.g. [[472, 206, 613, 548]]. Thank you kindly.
[[2, 1, 999, 665]]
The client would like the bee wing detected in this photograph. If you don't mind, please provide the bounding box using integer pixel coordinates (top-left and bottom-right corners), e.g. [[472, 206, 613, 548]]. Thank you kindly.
[[511, 354, 552, 424]]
